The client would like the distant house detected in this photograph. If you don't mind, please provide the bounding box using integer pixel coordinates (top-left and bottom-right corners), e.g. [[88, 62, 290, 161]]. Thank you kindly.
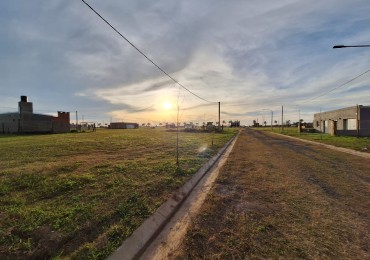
[[313, 105, 370, 136], [0, 96, 70, 134], [109, 122, 139, 129], [165, 123, 176, 129], [206, 122, 214, 131], [184, 123, 195, 129]]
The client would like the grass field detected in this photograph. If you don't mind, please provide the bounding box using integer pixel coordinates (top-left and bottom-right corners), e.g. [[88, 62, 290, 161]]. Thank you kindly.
[[0, 128, 237, 259], [253, 127, 370, 152]]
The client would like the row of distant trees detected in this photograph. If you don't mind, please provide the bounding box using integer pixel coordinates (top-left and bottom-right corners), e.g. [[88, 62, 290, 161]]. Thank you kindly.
[[139, 120, 241, 128], [253, 119, 307, 127]]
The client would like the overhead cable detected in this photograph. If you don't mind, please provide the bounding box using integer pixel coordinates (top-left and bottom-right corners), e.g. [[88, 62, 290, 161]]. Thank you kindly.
[[81, 0, 216, 103], [301, 69, 370, 104]]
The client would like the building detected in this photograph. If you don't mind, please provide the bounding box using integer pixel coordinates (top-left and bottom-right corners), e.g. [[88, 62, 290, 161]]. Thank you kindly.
[[0, 96, 70, 134], [313, 105, 370, 136], [109, 122, 139, 129]]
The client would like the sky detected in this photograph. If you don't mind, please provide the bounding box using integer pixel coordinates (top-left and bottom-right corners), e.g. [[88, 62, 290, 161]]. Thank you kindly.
[[1, 0, 370, 125]]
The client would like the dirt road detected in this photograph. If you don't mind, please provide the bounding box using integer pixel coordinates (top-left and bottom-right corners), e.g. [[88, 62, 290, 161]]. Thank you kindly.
[[175, 129, 370, 259]]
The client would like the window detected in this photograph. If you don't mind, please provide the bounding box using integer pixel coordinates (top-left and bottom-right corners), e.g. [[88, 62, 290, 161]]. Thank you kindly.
[[343, 119, 356, 130]]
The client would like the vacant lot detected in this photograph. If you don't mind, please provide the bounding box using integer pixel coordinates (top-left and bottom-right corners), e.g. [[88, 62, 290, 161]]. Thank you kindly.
[[177, 129, 370, 259], [0, 128, 236, 259]]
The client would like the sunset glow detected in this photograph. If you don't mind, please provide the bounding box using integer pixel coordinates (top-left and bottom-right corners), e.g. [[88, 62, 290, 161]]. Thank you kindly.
[[162, 102, 172, 110]]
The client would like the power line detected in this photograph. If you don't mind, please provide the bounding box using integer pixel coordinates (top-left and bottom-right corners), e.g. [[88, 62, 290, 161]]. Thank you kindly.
[[80, 0, 216, 103], [301, 69, 370, 104]]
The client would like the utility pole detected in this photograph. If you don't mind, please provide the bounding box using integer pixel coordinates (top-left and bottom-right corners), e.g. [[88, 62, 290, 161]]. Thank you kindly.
[[75, 111, 78, 132], [176, 103, 179, 166], [281, 106, 284, 133], [320, 108, 322, 140], [218, 102, 221, 131], [298, 108, 301, 134], [271, 111, 273, 131]]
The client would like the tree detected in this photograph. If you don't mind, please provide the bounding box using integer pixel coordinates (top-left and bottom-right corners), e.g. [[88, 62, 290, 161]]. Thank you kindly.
[[230, 120, 240, 127], [264, 121, 267, 127]]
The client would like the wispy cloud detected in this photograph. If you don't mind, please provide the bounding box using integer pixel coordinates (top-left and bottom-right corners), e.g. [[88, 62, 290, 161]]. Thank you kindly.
[[1, 0, 370, 124]]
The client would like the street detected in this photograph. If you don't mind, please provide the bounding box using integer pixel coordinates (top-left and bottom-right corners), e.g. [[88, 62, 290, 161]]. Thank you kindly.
[[175, 128, 370, 259]]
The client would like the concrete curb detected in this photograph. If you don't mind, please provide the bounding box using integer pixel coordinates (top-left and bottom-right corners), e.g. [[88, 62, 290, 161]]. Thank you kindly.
[[107, 131, 240, 260], [267, 131, 370, 159]]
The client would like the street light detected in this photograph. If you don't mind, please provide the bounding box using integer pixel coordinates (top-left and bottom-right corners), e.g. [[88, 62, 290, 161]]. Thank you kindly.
[[333, 44, 370, 49]]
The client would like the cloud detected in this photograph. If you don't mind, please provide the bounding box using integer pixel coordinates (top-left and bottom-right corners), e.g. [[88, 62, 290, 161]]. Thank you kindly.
[[1, 0, 370, 124], [143, 80, 173, 92], [128, 105, 155, 113]]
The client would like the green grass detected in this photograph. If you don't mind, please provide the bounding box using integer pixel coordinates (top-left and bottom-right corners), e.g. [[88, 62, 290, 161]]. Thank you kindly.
[[0, 127, 237, 259], [253, 127, 370, 152]]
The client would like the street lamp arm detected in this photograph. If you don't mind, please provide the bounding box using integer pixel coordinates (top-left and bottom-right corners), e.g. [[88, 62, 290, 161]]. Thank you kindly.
[[333, 44, 370, 49]]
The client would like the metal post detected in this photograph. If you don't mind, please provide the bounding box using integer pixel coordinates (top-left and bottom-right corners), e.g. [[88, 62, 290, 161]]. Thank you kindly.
[[281, 106, 284, 133], [76, 111, 78, 132], [320, 108, 322, 140], [218, 102, 221, 131], [176, 104, 179, 166], [298, 109, 301, 134], [271, 111, 273, 131]]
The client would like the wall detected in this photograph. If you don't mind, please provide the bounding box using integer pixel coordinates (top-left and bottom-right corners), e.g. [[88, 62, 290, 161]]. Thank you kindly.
[[19, 113, 53, 133], [52, 112, 70, 133], [359, 106, 370, 136], [0, 113, 19, 134], [109, 122, 138, 129]]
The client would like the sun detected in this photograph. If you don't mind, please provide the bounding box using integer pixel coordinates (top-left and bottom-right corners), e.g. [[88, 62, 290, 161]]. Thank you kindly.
[[162, 102, 172, 110]]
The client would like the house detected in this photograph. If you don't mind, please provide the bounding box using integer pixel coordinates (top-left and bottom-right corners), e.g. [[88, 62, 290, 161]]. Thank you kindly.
[[109, 122, 139, 129], [184, 123, 195, 129], [165, 123, 176, 129], [0, 96, 70, 134], [313, 105, 370, 136]]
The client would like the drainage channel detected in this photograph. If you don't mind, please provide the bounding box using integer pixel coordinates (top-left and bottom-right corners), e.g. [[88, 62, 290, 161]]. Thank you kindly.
[[107, 131, 240, 260]]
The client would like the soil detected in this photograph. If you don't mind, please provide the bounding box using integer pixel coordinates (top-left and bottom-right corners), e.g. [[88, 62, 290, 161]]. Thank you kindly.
[[171, 128, 370, 259]]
